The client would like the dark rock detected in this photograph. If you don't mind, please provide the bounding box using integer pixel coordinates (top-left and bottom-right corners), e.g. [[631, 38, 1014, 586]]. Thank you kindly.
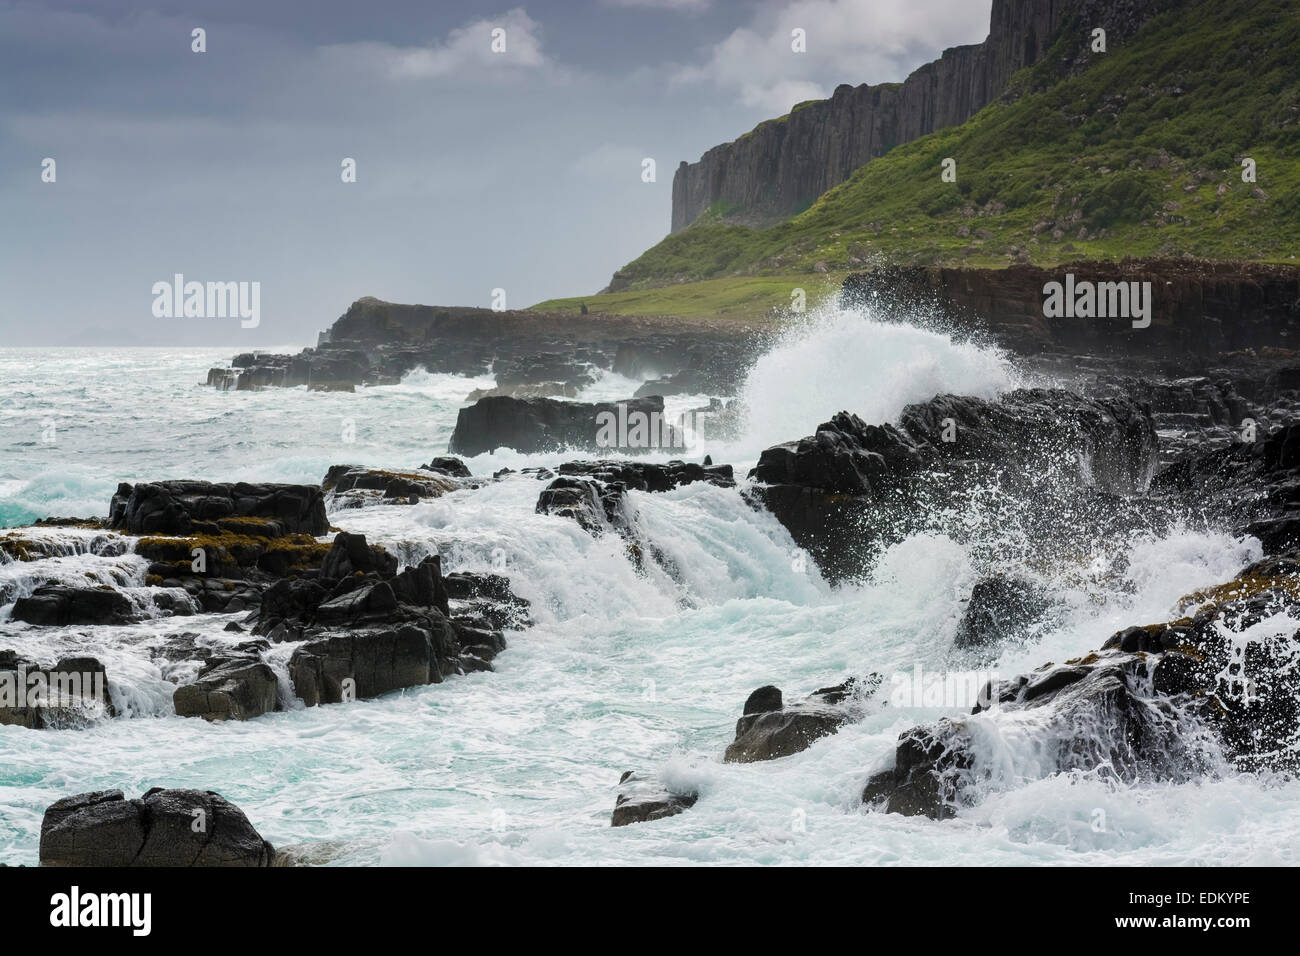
[[0, 652, 113, 728], [288, 616, 460, 706], [864, 561, 1300, 818], [423, 456, 472, 477], [320, 531, 399, 581], [110, 480, 328, 536], [449, 395, 683, 457], [322, 465, 463, 506], [724, 677, 877, 763], [40, 788, 274, 867], [954, 576, 1056, 650], [556, 458, 734, 491], [173, 656, 280, 721], [11, 586, 139, 626], [743, 685, 782, 715], [748, 390, 1157, 582], [610, 771, 698, 827]]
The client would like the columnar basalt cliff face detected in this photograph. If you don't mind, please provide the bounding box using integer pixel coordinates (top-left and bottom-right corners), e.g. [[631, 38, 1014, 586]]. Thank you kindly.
[[670, 0, 1169, 233]]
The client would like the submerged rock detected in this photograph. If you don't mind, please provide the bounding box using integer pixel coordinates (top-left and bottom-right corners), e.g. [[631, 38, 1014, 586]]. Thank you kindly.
[[40, 788, 274, 866]]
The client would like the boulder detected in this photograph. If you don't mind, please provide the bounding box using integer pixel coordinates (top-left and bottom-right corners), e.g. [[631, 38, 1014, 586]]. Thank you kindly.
[[40, 788, 275, 866], [11, 585, 139, 626], [610, 771, 698, 827], [724, 678, 875, 763], [173, 655, 280, 721], [953, 575, 1057, 651], [448, 395, 682, 456]]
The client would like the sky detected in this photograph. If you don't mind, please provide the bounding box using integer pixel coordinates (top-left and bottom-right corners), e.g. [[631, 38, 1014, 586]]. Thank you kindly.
[[0, 0, 992, 346]]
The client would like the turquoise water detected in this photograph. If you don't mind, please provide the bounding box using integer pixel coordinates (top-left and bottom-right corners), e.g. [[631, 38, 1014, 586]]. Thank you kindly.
[[2, 315, 1297, 866]]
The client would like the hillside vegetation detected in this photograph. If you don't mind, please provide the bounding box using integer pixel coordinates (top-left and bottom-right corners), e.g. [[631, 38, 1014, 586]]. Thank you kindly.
[[609, 0, 1300, 291]]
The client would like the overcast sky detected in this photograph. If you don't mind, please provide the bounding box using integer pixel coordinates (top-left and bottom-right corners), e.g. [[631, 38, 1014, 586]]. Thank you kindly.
[[0, 0, 991, 346]]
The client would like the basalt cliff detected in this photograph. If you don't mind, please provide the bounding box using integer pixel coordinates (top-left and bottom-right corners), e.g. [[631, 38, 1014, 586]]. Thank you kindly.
[[670, 0, 1174, 233]]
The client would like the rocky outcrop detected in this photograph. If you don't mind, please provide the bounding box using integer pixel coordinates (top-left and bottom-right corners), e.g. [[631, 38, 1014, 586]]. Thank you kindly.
[[39, 788, 275, 866], [209, 298, 764, 398], [670, 0, 1177, 232], [610, 771, 698, 827], [110, 481, 328, 537], [449, 395, 682, 457], [236, 534, 528, 706], [748, 389, 1157, 581]]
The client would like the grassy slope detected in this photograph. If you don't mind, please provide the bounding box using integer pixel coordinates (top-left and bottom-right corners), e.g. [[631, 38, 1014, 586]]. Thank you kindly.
[[529, 273, 846, 319], [607, 0, 1300, 291]]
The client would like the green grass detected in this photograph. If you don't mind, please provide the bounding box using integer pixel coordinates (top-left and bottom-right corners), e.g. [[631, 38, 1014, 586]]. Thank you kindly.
[[610, 0, 1300, 289], [529, 273, 847, 320]]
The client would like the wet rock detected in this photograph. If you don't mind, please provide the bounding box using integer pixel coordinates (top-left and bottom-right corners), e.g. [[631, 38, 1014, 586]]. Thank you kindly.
[[555, 458, 734, 491], [448, 395, 681, 456], [864, 559, 1300, 818], [319, 531, 399, 581], [322, 465, 463, 507], [110, 480, 328, 536], [40, 788, 275, 867], [421, 456, 473, 478], [724, 678, 876, 763], [610, 771, 698, 827], [288, 617, 460, 705], [173, 656, 280, 721], [536, 477, 631, 536], [0, 652, 113, 728], [443, 571, 531, 629], [749, 391, 1157, 582], [954, 576, 1056, 650], [11, 585, 139, 626]]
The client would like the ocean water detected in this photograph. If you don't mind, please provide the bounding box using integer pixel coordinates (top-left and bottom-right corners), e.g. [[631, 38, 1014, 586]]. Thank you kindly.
[[2, 307, 1297, 867]]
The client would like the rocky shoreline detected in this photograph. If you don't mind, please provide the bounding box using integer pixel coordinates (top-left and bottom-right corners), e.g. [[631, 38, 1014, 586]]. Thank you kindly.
[[8, 261, 1300, 860]]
